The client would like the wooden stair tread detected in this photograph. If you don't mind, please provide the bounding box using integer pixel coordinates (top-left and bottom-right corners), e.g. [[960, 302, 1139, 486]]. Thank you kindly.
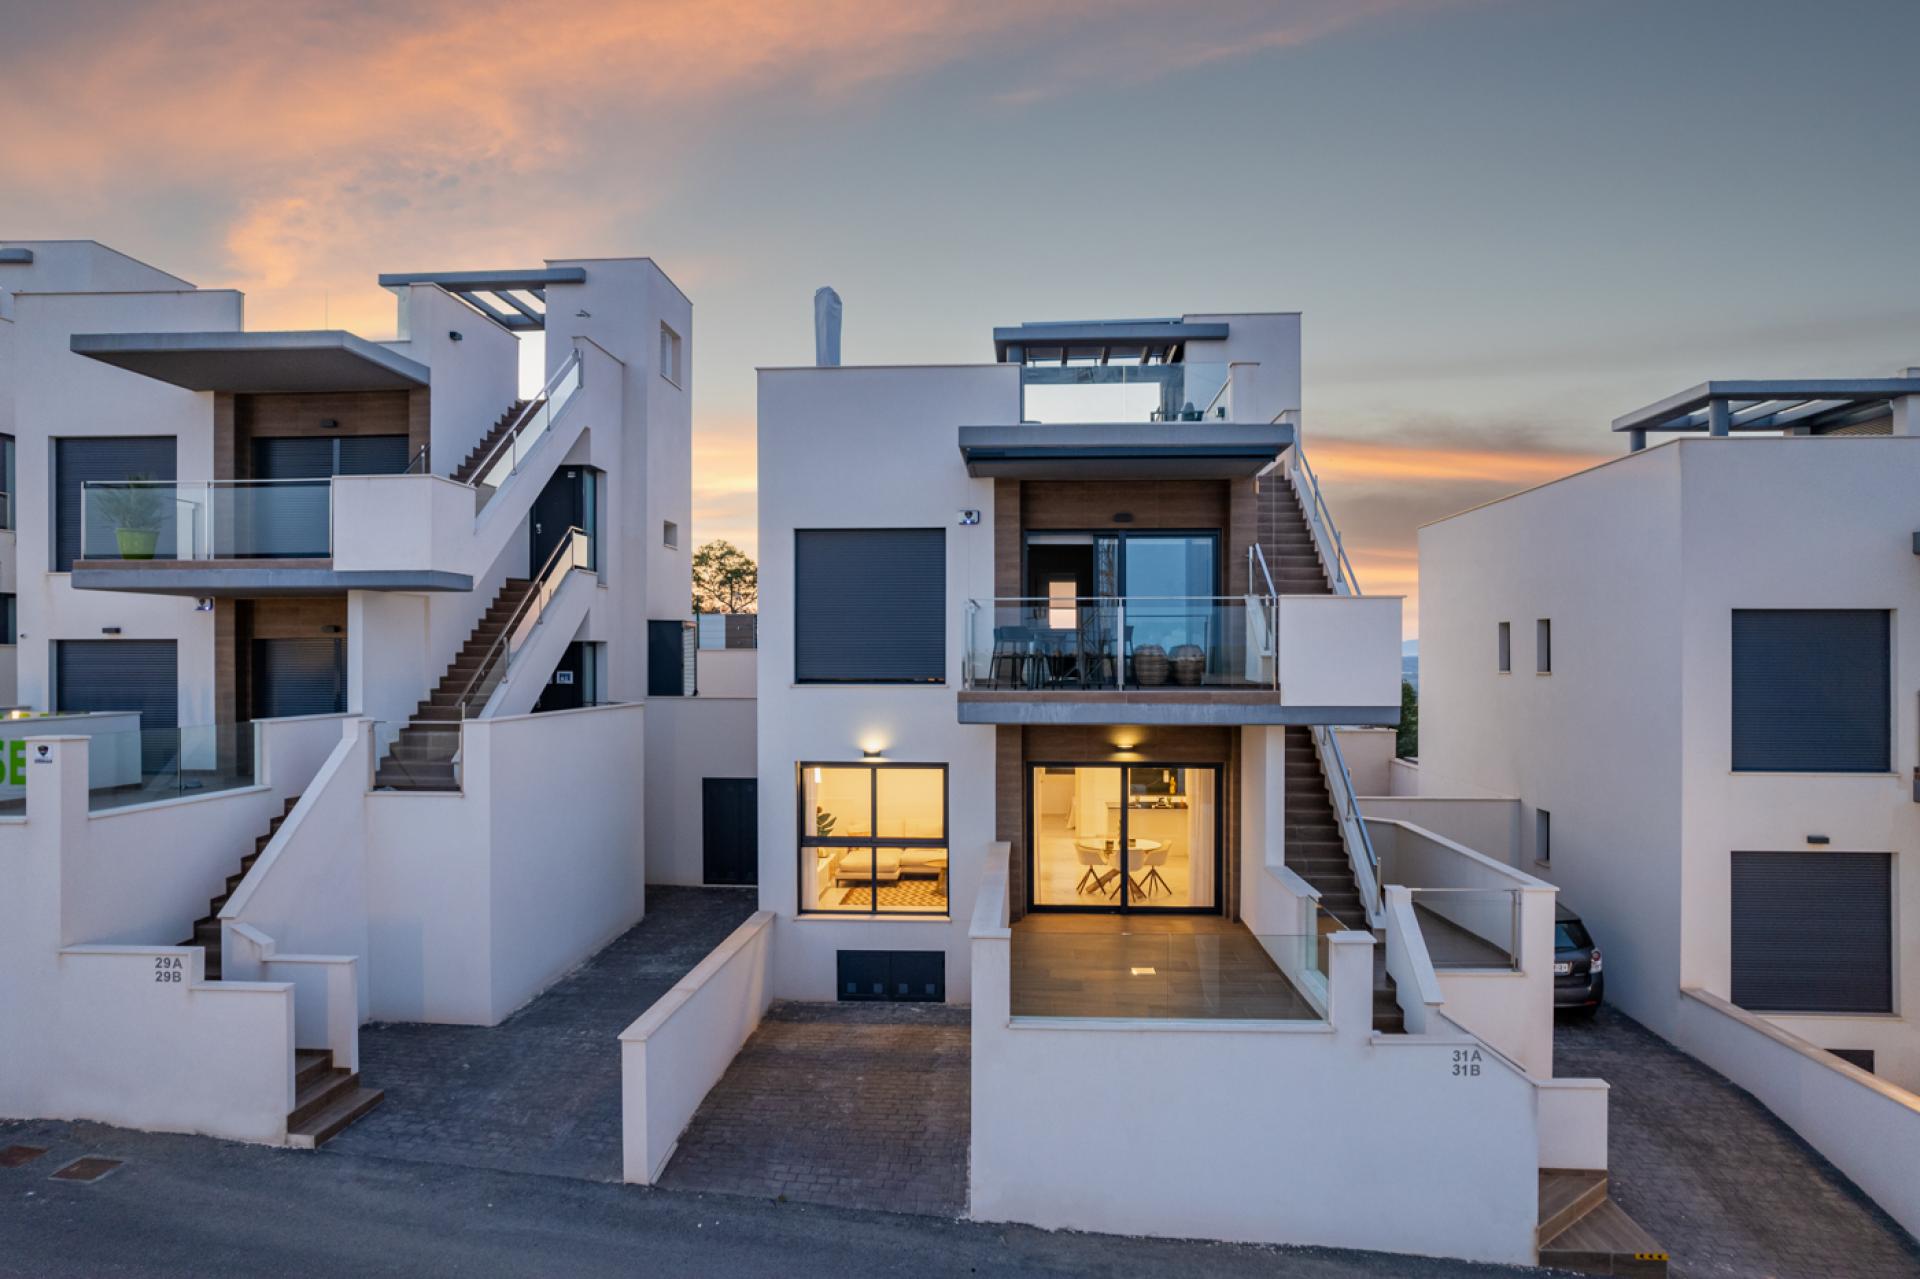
[[1538, 1169, 1609, 1242], [287, 1086, 384, 1149], [1539, 1198, 1669, 1274]]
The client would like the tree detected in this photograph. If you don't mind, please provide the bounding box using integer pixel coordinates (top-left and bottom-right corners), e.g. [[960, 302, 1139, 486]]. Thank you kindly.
[[1396, 680, 1419, 759], [692, 540, 757, 614]]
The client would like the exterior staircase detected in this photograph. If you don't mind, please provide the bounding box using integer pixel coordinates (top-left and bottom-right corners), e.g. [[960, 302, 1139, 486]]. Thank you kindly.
[[449, 398, 533, 485], [1255, 468, 1332, 595], [179, 796, 386, 1147], [373, 577, 535, 791], [288, 1049, 383, 1149], [1282, 730, 1403, 1033], [181, 795, 300, 980], [1537, 1169, 1669, 1275]]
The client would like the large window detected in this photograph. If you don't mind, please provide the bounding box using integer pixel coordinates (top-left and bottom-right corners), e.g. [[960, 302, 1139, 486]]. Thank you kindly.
[[1731, 851, 1891, 1013], [1029, 763, 1219, 912], [794, 529, 945, 683], [798, 762, 947, 915], [1731, 609, 1890, 772]]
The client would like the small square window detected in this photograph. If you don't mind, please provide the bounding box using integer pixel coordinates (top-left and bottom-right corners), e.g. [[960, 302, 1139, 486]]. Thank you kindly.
[[1536, 619, 1552, 674], [1497, 622, 1511, 673], [659, 323, 682, 387], [663, 520, 679, 549], [1535, 809, 1551, 866]]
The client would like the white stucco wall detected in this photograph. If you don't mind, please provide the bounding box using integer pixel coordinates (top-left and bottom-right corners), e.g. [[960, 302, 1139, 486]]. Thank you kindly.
[[756, 363, 1017, 1001], [644, 695, 757, 886]]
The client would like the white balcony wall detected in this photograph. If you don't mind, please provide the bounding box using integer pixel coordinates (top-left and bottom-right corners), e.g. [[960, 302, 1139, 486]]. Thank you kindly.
[[387, 283, 519, 472], [1182, 312, 1302, 422], [645, 695, 757, 886], [756, 363, 1016, 1001], [1276, 594, 1402, 711]]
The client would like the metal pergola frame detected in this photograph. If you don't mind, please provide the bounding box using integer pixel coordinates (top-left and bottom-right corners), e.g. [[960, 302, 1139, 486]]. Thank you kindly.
[[1614, 377, 1920, 450]]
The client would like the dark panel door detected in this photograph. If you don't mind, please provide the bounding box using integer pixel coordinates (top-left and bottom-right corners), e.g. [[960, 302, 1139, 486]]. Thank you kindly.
[[1731, 851, 1892, 1013], [56, 639, 177, 772], [702, 777, 759, 885], [648, 620, 686, 696], [534, 641, 587, 713], [251, 638, 345, 719], [55, 436, 178, 570], [530, 467, 584, 572]]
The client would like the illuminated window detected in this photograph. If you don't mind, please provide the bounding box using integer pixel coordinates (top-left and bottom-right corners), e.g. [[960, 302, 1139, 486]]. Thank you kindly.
[[799, 762, 947, 916], [1046, 577, 1077, 631]]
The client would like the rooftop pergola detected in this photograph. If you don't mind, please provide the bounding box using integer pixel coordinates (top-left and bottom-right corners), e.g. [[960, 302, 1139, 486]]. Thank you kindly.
[[1614, 376, 1920, 450], [992, 318, 1228, 365], [376, 267, 587, 332]]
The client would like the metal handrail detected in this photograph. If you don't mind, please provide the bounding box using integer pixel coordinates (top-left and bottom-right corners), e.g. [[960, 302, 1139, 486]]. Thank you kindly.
[[1290, 443, 1359, 597], [452, 526, 591, 718], [1248, 541, 1277, 596], [462, 349, 582, 498]]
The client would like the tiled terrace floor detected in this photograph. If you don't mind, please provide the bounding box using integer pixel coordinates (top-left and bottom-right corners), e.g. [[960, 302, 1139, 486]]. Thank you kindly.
[[1010, 913, 1319, 1019]]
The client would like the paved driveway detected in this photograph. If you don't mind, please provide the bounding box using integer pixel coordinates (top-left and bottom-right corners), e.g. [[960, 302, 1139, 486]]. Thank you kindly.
[[325, 886, 757, 1181], [1556, 1007, 1920, 1279], [661, 1001, 971, 1216]]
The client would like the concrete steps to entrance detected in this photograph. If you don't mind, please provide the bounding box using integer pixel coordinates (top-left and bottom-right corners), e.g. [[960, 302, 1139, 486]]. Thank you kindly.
[[180, 795, 299, 981], [288, 1049, 384, 1149], [1537, 1169, 1669, 1275], [373, 577, 536, 791], [448, 397, 533, 485]]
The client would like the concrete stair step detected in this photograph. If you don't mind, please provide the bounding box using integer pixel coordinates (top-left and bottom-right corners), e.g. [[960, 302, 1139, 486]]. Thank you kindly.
[[287, 1085, 384, 1149]]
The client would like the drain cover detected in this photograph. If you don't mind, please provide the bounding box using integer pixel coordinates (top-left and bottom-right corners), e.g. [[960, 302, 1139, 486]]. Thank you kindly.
[[49, 1156, 123, 1183], [0, 1145, 49, 1168]]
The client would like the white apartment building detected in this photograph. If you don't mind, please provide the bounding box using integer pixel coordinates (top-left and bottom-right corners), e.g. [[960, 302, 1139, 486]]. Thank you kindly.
[[1417, 371, 1920, 1240], [0, 240, 750, 1148], [674, 308, 1658, 1269]]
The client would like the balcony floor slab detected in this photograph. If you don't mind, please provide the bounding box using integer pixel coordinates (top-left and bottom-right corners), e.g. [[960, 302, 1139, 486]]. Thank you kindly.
[[71, 561, 472, 596], [957, 689, 1398, 727]]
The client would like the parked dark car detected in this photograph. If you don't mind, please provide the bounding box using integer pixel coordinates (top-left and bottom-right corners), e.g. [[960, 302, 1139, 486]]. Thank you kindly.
[[1554, 904, 1604, 1015]]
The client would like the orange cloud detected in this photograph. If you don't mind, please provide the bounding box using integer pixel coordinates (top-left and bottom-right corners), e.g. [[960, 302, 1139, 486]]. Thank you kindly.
[[1307, 439, 1611, 486]]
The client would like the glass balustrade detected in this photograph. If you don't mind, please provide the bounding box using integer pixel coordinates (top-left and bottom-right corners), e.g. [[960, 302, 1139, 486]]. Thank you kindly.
[[1019, 361, 1232, 424], [963, 596, 1277, 692], [83, 722, 258, 811], [470, 352, 583, 512], [80, 480, 332, 561], [1407, 888, 1522, 970]]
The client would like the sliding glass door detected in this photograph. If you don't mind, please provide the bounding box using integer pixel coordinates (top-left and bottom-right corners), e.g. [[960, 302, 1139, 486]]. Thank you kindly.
[[1028, 763, 1220, 912]]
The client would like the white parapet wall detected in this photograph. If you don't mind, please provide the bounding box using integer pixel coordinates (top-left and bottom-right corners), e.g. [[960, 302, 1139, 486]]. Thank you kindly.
[[1677, 988, 1920, 1239], [643, 694, 757, 886], [229, 704, 647, 1027], [1360, 796, 1522, 868], [620, 910, 775, 1184], [1276, 594, 1403, 711], [967, 845, 1542, 1267]]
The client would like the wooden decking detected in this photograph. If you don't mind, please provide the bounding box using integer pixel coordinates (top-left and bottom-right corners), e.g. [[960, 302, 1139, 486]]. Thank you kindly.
[[1538, 1169, 1669, 1276], [1010, 914, 1320, 1020]]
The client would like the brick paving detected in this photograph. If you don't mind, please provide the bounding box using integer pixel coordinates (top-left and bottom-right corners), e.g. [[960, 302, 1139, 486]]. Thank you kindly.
[[1556, 1007, 1920, 1279], [324, 885, 756, 1181], [660, 1000, 972, 1217]]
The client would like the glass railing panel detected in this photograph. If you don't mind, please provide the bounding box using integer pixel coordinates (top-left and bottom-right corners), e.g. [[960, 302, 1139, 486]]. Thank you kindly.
[[1408, 888, 1520, 969], [472, 354, 583, 511], [1008, 924, 1325, 1020], [964, 596, 1277, 691], [81, 481, 332, 561], [86, 722, 257, 811], [1019, 362, 1231, 424], [369, 719, 463, 790]]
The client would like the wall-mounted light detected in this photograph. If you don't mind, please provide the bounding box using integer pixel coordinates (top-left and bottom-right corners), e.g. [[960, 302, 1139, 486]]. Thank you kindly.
[[194, 598, 214, 613], [1807, 834, 1831, 846], [862, 745, 885, 759], [322, 624, 343, 635], [448, 330, 463, 342], [957, 509, 980, 526], [319, 418, 339, 430], [100, 626, 121, 635]]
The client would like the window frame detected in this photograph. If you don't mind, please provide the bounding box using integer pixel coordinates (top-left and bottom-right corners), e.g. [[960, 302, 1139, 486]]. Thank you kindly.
[[1730, 608, 1892, 774], [662, 519, 679, 550], [793, 527, 947, 685], [1497, 621, 1511, 673], [1535, 808, 1551, 867], [659, 322, 683, 388], [796, 760, 949, 918], [1535, 618, 1551, 674]]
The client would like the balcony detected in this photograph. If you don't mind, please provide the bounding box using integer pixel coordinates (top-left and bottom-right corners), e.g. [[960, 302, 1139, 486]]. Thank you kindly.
[[71, 479, 469, 596], [957, 593, 1402, 725]]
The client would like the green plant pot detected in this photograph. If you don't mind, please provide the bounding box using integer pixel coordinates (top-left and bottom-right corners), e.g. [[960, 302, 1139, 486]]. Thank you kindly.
[[115, 528, 159, 560]]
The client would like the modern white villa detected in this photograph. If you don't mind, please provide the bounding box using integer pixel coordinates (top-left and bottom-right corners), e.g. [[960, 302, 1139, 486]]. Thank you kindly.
[[614, 305, 1668, 1272], [0, 239, 754, 1147], [1415, 370, 1920, 1241]]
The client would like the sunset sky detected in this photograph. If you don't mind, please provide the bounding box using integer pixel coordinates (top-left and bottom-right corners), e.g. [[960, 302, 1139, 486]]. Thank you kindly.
[[5, 0, 1917, 635]]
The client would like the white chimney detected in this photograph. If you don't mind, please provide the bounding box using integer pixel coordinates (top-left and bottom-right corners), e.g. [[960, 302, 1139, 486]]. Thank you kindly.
[[814, 287, 842, 367]]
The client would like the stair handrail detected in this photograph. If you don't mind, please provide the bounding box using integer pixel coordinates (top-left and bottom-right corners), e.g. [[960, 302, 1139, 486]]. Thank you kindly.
[[1288, 441, 1359, 597], [463, 349, 584, 507], [453, 525, 592, 718], [1315, 724, 1382, 924], [1247, 540, 1277, 597]]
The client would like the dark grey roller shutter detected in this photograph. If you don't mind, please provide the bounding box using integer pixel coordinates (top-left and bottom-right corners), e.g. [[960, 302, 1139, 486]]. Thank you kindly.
[[1732, 610, 1889, 772], [247, 438, 333, 557], [795, 529, 944, 683], [252, 638, 345, 718], [1731, 851, 1892, 1013], [55, 436, 177, 571], [337, 435, 410, 475], [56, 639, 178, 773]]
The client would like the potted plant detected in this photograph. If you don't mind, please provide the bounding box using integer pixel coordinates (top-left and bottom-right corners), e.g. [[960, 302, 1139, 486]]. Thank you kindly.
[[93, 477, 168, 560]]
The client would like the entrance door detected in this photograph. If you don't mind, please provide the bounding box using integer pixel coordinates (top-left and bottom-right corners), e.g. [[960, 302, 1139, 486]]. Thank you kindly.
[[702, 777, 759, 885], [1028, 763, 1220, 912], [530, 466, 585, 571]]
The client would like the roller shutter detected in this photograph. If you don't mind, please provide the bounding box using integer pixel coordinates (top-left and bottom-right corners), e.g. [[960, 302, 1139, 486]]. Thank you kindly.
[[1731, 850, 1892, 1013], [1732, 610, 1889, 772], [55, 436, 177, 571], [55, 639, 178, 773], [795, 529, 945, 683], [252, 638, 346, 718]]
